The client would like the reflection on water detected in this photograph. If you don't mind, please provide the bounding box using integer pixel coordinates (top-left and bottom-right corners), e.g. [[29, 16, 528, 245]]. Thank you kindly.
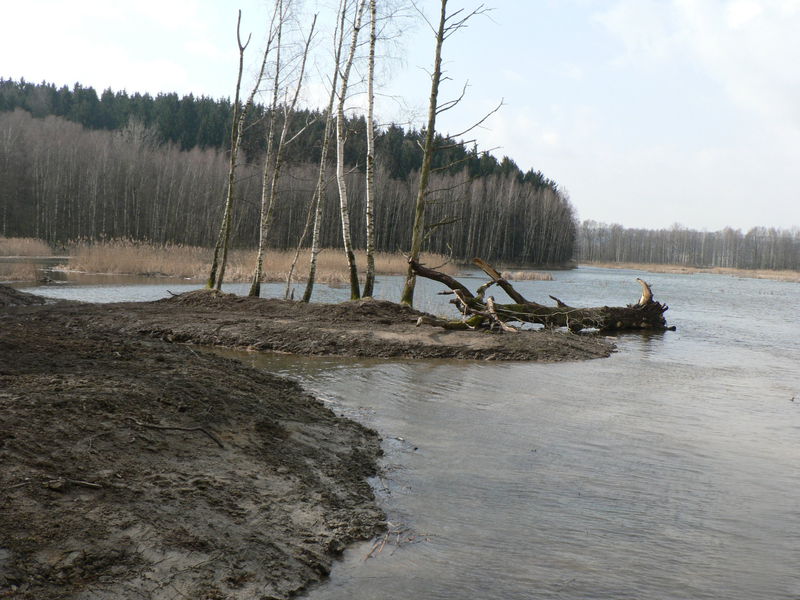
[[18, 267, 800, 599]]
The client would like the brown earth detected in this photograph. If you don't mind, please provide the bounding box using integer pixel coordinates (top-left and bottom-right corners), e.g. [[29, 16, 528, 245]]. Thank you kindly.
[[0, 286, 613, 599]]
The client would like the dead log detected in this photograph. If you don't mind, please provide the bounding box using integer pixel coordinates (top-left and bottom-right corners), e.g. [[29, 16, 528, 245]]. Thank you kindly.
[[409, 258, 675, 333]]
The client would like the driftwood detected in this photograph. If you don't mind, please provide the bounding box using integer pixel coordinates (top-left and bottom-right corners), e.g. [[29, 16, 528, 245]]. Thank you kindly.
[[411, 258, 675, 333]]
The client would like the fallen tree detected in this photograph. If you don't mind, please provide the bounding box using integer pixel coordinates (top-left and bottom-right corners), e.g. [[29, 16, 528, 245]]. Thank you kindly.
[[411, 258, 675, 333]]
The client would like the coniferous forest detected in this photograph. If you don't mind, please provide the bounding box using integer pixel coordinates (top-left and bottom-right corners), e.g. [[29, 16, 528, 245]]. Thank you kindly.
[[0, 78, 574, 266]]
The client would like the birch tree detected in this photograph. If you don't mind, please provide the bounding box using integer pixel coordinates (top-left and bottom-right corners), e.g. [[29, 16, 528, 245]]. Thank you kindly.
[[335, 0, 368, 300], [362, 0, 378, 297], [208, 6, 283, 290], [299, 0, 348, 303], [249, 3, 317, 296]]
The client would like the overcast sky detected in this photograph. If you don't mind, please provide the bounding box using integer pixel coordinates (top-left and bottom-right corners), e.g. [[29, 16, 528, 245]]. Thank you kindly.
[[3, 0, 799, 231]]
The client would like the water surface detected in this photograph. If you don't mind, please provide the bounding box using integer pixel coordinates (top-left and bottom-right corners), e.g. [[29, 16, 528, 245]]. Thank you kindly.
[[229, 269, 799, 600], [19, 267, 800, 599]]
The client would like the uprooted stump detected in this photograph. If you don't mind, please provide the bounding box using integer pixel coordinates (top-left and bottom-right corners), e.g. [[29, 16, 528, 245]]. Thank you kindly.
[[411, 258, 675, 333]]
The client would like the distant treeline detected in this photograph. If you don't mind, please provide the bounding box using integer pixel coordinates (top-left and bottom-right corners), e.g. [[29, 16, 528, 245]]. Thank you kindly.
[[0, 109, 576, 266], [577, 221, 800, 271], [0, 78, 558, 188]]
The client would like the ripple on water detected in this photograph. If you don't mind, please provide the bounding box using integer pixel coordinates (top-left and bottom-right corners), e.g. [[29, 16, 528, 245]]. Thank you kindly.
[[21, 269, 800, 600]]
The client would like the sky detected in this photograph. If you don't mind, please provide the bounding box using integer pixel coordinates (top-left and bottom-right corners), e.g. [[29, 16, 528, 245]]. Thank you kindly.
[[2, 0, 799, 231]]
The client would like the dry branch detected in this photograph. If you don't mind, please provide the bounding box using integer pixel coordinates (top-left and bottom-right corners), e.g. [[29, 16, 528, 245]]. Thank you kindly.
[[410, 258, 674, 333]]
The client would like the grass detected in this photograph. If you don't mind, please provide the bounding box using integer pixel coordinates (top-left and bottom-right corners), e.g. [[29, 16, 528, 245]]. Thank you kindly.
[[0, 237, 53, 257], [60, 240, 458, 283], [583, 261, 800, 283]]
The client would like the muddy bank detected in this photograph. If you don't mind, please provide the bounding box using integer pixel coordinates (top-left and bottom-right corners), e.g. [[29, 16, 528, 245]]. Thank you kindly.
[[1, 292, 385, 599], [1, 287, 612, 599], [41, 289, 613, 362]]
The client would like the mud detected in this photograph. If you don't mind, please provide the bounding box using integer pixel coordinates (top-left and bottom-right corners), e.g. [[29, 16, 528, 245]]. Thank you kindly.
[[80, 289, 613, 362], [0, 287, 612, 599]]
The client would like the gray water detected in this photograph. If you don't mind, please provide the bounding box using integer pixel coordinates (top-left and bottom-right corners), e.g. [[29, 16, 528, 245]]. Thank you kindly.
[[19, 268, 800, 599]]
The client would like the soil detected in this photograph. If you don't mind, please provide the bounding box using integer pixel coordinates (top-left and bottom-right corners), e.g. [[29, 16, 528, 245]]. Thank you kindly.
[[0, 286, 613, 599]]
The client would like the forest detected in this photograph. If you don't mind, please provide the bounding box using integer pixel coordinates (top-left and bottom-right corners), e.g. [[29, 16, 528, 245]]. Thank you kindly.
[[0, 78, 575, 267], [577, 221, 800, 272]]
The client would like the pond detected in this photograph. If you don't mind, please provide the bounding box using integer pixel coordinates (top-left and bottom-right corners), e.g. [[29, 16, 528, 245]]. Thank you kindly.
[[17, 267, 800, 599]]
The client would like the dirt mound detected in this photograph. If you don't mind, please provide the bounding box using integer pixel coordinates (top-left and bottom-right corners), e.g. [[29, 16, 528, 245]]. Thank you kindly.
[[157, 288, 260, 308], [299, 298, 426, 324], [0, 283, 45, 307], [0, 312, 384, 599], [160, 290, 426, 326]]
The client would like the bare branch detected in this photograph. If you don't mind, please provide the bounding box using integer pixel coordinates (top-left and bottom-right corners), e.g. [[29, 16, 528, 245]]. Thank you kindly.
[[447, 99, 504, 139], [436, 81, 468, 114]]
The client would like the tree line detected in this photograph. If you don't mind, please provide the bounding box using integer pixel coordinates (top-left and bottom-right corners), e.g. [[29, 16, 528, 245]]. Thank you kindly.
[[577, 221, 800, 271], [0, 108, 575, 266], [0, 77, 557, 190]]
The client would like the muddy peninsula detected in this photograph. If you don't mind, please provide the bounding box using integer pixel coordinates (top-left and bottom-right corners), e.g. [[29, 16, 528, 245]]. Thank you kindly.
[[0, 286, 612, 599]]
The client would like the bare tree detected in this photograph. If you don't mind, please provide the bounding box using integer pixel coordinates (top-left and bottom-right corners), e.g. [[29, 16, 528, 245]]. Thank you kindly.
[[300, 0, 349, 303], [400, 1, 499, 305], [207, 11, 251, 289], [249, 4, 317, 296], [207, 6, 283, 290], [399, 0, 447, 305], [335, 0, 368, 300], [362, 0, 378, 297]]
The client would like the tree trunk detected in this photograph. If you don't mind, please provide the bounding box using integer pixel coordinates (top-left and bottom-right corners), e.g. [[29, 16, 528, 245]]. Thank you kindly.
[[335, 0, 367, 301], [410, 258, 674, 333], [301, 0, 347, 304], [400, 0, 447, 306], [362, 0, 377, 298], [207, 10, 250, 290], [250, 9, 316, 297]]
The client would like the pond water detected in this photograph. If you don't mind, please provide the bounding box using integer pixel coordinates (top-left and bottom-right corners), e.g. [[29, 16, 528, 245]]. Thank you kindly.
[[17, 268, 800, 599]]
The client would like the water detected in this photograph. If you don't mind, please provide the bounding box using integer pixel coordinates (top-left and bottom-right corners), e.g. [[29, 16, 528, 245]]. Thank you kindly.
[[18, 268, 800, 599]]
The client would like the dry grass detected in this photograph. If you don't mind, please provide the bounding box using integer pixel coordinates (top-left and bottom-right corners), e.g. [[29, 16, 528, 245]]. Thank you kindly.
[[0, 237, 52, 257], [501, 270, 554, 281], [62, 240, 457, 283], [583, 261, 800, 283], [0, 262, 40, 282]]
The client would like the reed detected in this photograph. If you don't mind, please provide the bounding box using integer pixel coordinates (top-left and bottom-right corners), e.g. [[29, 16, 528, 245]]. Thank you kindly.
[[0, 262, 40, 282], [62, 240, 458, 282], [501, 270, 554, 281], [583, 261, 800, 283], [0, 237, 52, 257]]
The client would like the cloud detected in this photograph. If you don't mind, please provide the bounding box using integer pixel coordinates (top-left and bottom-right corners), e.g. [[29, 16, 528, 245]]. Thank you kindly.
[[674, 0, 800, 130], [596, 0, 800, 131], [594, 0, 685, 66], [725, 0, 764, 28]]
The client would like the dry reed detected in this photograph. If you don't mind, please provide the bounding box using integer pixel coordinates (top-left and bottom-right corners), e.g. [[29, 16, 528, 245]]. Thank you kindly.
[[0, 237, 53, 257], [0, 262, 40, 282], [62, 240, 458, 282], [583, 261, 800, 283], [501, 270, 554, 281]]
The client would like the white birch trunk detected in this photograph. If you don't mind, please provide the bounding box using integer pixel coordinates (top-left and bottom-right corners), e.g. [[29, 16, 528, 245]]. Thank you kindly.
[[336, 0, 367, 300], [250, 10, 316, 297], [362, 0, 377, 298], [302, 0, 347, 303]]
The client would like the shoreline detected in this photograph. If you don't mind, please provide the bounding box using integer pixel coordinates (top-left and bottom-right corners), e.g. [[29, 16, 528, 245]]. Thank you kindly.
[[580, 261, 800, 282], [1, 303, 385, 599], [1, 285, 611, 599]]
